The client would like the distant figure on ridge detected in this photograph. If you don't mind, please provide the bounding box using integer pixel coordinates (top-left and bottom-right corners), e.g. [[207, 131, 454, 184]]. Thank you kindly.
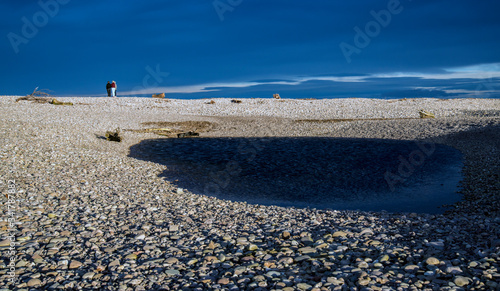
[[106, 81, 112, 97], [111, 81, 117, 97]]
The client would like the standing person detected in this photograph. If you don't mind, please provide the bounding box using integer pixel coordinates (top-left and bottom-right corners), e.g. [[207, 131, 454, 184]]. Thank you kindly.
[[106, 81, 112, 97], [111, 81, 117, 97]]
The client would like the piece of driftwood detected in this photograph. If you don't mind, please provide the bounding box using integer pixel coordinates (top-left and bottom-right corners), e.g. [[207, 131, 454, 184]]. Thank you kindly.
[[15, 96, 51, 103], [144, 128, 172, 132], [152, 93, 165, 98], [16, 87, 52, 103], [419, 110, 435, 118], [105, 128, 122, 142], [231, 99, 242, 103], [16, 87, 72, 105], [177, 131, 200, 138], [50, 98, 73, 105]]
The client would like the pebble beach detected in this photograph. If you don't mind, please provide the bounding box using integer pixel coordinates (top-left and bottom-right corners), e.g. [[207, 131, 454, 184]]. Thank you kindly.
[[1, 96, 500, 290]]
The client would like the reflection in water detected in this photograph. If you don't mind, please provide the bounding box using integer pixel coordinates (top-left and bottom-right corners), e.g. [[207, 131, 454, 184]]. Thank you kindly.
[[129, 137, 463, 214]]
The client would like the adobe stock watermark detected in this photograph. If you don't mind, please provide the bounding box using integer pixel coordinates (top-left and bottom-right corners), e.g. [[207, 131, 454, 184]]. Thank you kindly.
[[213, 0, 243, 21], [204, 139, 265, 196], [7, 0, 71, 54], [339, 0, 410, 63], [384, 141, 435, 192], [3, 180, 19, 285], [131, 64, 170, 95], [203, 125, 277, 197], [474, 75, 500, 98]]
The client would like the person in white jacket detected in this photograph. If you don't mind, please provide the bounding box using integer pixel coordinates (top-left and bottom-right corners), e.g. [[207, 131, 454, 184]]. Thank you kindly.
[[111, 81, 117, 97]]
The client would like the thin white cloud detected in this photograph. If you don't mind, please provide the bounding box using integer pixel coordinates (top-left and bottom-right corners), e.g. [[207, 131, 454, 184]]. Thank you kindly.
[[372, 63, 500, 80], [121, 76, 366, 95], [120, 62, 500, 96]]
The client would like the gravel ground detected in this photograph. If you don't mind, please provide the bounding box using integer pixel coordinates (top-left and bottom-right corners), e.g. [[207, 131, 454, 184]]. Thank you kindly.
[[0, 96, 499, 290]]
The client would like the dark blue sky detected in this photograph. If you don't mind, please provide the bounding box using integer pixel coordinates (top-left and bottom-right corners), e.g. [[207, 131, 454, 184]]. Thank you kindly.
[[2, 0, 500, 98]]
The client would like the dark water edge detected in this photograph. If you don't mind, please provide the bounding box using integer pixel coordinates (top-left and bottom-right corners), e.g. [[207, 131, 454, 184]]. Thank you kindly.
[[129, 137, 463, 214]]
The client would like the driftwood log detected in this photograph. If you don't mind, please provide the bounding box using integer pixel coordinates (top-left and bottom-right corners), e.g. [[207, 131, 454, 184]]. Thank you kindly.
[[152, 93, 165, 98], [105, 128, 122, 142], [16, 87, 71, 105], [419, 110, 435, 118]]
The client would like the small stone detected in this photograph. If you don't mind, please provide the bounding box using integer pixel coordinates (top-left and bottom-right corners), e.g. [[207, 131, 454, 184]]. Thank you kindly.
[[129, 278, 143, 286], [248, 244, 258, 251], [297, 283, 312, 290], [327, 277, 343, 285], [205, 256, 218, 262], [336, 245, 348, 252], [298, 246, 317, 255], [50, 237, 68, 243], [217, 254, 226, 262], [96, 265, 106, 272], [69, 260, 83, 269], [217, 278, 230, 285], [379, 254, 390, 262], [16, 260, 29, 267], [424, 270, 435, 277], [0, 239, 12, 247], [207, 241, 216, 249], [445, 266, 462, 274], [30, 273, 41, 279], [357, 261, 369, 268], [359, 228, 374, 236], [165, 269, 180, 276], [17, 236, 30, 242], [279, 257, 294, 265], [454, 276, 471, 287], [281, 231, 291, 240], [301, 236, 314, 245], [27, 278, 42, 287], [295, 255, 311, 262], [83, 272, 95, 280], [60, 230, 71, 236], [404, 265, 419, 272], [332, 231, 347, 238], [165, 257, 178, 264], [135, 234, 146, 240], [373, 262, 383, 268], [125, 253, 138, 260], [358, 278, 371, 286], [234, 266, 246, 275], [468, 261, 479, 268], [32, 254, 44, 264], [426, 257, 440, 265], [266, 271, 281, 277]]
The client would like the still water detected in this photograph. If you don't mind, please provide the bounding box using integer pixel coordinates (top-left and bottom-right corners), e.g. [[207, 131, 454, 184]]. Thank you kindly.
[[129, 137, 463, 214]]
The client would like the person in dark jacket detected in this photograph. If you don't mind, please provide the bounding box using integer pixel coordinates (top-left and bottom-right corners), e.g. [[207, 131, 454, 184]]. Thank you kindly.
[[106, 81, 112, 97]]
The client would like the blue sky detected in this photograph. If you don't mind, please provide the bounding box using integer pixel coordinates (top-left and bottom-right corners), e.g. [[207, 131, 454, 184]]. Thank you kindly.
[[1, 0, 500, 98]]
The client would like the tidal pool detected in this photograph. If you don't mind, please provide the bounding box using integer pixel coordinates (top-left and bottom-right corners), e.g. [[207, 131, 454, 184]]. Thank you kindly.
[[129, 137, 463, 214]]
